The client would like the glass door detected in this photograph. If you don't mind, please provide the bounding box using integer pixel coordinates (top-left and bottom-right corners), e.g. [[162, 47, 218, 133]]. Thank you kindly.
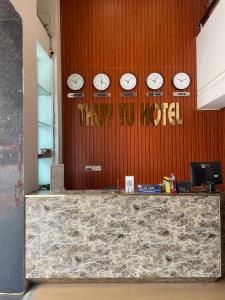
[[37, 43, 53, 188]]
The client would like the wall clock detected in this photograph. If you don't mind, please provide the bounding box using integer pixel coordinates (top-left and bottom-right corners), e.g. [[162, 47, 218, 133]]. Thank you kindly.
[[120, 73, 137, 90], [173, 72, 191, 90], [147, 73, 164, 90], [93, 73, 110, 91], [67, 73, 84, 91]]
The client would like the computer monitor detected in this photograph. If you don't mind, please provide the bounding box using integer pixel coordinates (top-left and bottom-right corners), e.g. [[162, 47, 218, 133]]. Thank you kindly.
[[190, 161, 222, 190]]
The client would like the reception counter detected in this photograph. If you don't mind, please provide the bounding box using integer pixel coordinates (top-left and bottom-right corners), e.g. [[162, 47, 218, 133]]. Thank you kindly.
[[25, 191, 221, 282]]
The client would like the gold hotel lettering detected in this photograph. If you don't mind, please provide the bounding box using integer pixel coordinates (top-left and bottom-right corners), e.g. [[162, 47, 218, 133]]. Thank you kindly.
[[118, 103, 135, 126], [78, 102, 183, 127], [140, 102, 183, 127], [78, 104, 113, 127]]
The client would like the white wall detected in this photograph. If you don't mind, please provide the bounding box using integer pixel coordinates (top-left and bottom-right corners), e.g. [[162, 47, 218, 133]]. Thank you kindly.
[[196, 0, 225, 110], [10, 0, 50, 193]]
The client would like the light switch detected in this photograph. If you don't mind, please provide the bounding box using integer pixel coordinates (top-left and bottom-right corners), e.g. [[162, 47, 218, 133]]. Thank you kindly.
[[85, 165, 93, 172], [93, 165, 102, 171]]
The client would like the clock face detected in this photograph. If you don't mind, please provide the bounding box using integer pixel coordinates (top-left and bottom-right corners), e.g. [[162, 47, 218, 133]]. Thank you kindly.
[[67, 73, 84, 91], [173, 72, 191, 90], [93, 73, 110, 91], [147, 73, 164, 90], [120, 73, 137, 91]]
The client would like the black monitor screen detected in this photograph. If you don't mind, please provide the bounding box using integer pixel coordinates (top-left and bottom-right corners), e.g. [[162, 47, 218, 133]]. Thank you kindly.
[[190, 161, 222, 186]]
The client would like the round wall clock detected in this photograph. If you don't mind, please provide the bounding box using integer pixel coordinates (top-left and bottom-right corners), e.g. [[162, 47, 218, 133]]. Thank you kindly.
[[93, 73, 110, 91], [173, 72, 191, 90], [120, 73, 137, 90], [67, 73, 84, 91], [146, 73, 164, 90]]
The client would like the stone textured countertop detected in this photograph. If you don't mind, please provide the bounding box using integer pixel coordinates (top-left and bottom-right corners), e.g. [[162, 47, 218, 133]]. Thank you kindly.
[[26, 189, 221, 197], [26, 192, 221, 282]]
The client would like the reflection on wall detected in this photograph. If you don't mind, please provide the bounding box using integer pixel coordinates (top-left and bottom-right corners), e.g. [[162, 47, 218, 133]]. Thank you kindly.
[[0, 0, 24, 293]]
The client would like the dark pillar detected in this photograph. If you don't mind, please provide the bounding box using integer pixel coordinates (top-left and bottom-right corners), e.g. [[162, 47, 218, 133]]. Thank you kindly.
[[0, 0, 24, 293]]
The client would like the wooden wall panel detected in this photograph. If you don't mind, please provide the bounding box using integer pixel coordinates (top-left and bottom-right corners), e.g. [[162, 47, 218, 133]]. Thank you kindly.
[[61, 0, 223, 190], [221, 108, 225, 188]]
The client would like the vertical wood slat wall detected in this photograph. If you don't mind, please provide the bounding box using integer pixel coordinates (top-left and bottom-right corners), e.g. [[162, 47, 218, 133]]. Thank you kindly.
[[61, 0, 223, 190], [221, 108, 225, 184]]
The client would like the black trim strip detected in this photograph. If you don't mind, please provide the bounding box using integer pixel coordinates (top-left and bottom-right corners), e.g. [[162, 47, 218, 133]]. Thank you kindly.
[[198, 0, 220, 29]]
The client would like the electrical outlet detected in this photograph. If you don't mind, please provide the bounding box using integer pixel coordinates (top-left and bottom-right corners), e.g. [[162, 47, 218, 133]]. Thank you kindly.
[[85, 165, 102, 172], [85, 165, 93, 172]]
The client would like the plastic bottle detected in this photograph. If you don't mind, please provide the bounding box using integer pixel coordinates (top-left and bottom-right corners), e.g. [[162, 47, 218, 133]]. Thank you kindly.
[[170, 173, 177, 194], [163, 177, 171, 193]]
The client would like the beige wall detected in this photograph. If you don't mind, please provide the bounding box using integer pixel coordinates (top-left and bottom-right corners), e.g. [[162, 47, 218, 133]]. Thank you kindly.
[[10, 0, 50, 193], [10, 0, 62, 193], [196, 0, 225, 109]]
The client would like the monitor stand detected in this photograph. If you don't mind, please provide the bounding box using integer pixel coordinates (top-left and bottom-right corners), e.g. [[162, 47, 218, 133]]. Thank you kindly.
[[206, 181, 216, 193]]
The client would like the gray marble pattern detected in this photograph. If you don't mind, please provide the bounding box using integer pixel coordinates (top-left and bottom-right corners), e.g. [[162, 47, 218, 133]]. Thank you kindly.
[[0, 0, 24, 293], [0, 0, 20, 20], [26, 193, 221, 282]]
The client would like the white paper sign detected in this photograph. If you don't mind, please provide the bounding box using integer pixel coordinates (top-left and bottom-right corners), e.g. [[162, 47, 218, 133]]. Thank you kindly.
[[125, 176, 134, 193]]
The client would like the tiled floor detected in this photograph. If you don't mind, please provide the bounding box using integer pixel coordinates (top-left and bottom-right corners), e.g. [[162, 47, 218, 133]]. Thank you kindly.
[[0, 295, 23, 300], [22, 278, 225, 300]]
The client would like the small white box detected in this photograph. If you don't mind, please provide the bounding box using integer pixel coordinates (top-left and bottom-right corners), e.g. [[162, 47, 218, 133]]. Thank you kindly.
[[125, 176, 134, 193], [50, 164, 65, 192]]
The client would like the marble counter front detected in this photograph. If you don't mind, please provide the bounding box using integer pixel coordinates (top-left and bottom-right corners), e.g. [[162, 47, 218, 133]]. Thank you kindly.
[[25, 191, 221, 282]]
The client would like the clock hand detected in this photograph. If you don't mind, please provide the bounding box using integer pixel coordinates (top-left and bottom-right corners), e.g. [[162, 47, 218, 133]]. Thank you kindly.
[[154, 75, 158, 83]]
